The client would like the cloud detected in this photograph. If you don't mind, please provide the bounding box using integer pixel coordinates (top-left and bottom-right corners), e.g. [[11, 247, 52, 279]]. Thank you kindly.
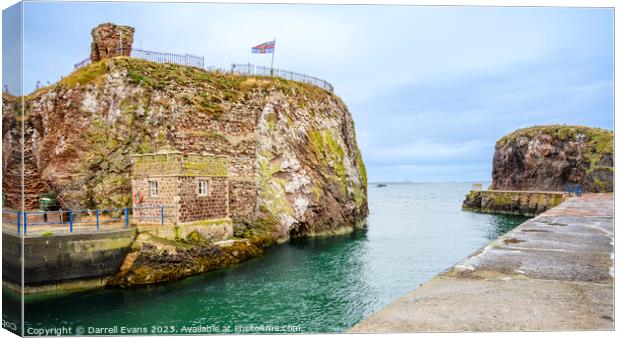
[[11, 3, 613, 182], [363, 139, 490, 165]]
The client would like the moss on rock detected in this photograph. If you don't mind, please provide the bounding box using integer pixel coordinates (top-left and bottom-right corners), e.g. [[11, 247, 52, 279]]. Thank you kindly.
[[463, 190, 565, 217], [493, 125, 613, 192], [58, 60, 109, 88]]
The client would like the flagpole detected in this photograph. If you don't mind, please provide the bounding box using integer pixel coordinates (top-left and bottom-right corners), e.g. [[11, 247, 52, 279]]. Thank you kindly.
[[270, 37, 275, 76]]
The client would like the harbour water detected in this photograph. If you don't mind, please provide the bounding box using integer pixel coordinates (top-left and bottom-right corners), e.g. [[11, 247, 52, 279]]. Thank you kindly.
[[15, 182, 527, 334]]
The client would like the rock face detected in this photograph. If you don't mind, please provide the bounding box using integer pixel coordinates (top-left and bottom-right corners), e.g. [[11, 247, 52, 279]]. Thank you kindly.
[[108, 233, 265, 286], [2, 94, 52, 210], [462, 190, 564, 217], [90, 23, 134, 62], [491, 125, 613, 192], [2, 57, 368, 241]]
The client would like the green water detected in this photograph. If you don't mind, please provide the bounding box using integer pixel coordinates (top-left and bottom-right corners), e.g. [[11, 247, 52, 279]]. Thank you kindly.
[[9, 183, 527, 334]]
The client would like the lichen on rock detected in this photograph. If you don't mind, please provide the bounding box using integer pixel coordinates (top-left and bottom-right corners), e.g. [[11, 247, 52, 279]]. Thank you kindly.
[[491, 125, 613, 192]]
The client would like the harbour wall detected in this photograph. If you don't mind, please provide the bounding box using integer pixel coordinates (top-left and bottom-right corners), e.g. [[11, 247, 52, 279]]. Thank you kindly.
[[2, 229, 136, 294], [462, 190, 565, 216], [1, 218, 237, 294], [351, 193, 614, 331]]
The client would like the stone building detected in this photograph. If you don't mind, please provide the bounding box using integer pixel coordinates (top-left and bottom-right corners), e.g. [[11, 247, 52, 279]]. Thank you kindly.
[[90, 23, 135, 62], [131, 150, 230, 224]]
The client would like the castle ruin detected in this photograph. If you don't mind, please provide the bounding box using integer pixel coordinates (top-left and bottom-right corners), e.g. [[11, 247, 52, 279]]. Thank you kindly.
[[90, 23, 135, 62]]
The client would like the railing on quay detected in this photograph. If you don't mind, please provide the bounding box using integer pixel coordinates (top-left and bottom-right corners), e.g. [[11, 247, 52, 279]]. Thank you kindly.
[[2, 205, 177, 235]]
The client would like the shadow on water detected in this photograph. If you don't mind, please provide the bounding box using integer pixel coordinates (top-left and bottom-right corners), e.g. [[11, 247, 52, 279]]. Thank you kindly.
[[18, 183, 529, 334]]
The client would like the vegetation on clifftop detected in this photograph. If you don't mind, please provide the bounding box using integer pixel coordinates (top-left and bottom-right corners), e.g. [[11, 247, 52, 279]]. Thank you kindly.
[[497, 125, 613, 153]]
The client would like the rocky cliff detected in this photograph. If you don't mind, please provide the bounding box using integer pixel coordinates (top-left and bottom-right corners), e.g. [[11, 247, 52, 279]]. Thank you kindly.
[[490, 125, 613, 192], [2, 57, 368, 241]]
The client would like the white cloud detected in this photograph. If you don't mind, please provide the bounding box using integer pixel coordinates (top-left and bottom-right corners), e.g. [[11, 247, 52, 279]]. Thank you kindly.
[[14, 3, 614, 182]]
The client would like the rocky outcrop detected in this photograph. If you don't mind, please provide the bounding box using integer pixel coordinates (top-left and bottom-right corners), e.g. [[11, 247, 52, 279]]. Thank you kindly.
[[2, 57, 368, 242], [491, 125, 613, 192], [90, 23, 134, 62], [462, 190, 565, 217], [2, 93, 51, 209], [108, 232, 267, 286]]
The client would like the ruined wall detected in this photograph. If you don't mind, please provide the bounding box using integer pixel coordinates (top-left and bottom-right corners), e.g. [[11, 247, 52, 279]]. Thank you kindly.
[[90, 23, 134, 62]]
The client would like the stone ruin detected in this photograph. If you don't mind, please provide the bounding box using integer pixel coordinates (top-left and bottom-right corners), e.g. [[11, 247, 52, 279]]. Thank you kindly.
[[90, 23, 135, 62]]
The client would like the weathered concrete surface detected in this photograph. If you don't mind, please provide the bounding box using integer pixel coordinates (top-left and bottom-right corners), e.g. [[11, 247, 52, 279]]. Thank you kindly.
[[350, 193, 614, 332]]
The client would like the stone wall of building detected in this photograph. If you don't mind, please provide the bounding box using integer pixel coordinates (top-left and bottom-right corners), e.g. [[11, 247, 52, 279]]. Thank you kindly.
[[132, 176, 179, 223], [90, 23, 135, 62], [178, 176, 229, 222], [131, 151, 230, 224]]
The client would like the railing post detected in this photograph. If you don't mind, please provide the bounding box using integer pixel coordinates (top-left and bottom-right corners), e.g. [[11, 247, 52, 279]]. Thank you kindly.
[[23, 212, 27, 235], [17, 211, 21, 235], [161, 206, 165, 226], [69, 209, 73, 233], [124, 208, 129, 228], [96, 209, 99, 230]]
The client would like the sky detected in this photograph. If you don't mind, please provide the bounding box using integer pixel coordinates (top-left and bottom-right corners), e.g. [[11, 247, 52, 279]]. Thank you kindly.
[[2, 1, 614, 182]]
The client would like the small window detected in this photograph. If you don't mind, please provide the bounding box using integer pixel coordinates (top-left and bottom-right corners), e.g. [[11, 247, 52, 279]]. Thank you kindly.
[[149, 181, 158, 197], [198, 180, 209, 196]]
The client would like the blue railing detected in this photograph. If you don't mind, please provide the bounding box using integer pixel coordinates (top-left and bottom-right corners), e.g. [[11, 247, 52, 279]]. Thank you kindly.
[[2, 205, 177, 235], [564, 184, 583, 197]]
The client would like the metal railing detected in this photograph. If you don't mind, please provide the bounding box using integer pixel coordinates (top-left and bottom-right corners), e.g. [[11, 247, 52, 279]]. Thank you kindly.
[[74, 48, 204, 69], [73, 54, 333, 92], [132, 48, 204, 69], [2, 205, 177, 235], [231, 63, 334, 92], [74, 57, 91, 69], [564, 184, 583, 197]]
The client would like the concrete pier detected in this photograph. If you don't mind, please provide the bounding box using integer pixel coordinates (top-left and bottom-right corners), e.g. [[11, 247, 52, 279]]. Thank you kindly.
[[350, 193, 614, 332], [2, 228, 136, 294]]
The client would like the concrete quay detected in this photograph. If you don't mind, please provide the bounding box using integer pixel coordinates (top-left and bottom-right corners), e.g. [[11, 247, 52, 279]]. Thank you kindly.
[[350, 193, 614, 332]]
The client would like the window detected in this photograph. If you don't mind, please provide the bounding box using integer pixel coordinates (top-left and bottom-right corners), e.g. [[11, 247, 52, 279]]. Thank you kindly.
[[198, 180, 209, 196], [149, 181, 158, 197]]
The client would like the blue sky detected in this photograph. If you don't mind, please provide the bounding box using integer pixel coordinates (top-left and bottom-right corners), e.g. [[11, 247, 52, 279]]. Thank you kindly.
[[2, 2, 614, 182]]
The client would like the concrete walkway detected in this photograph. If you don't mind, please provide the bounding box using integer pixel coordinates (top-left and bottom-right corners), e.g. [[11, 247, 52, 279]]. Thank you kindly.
[[350, 193, 614, 332]]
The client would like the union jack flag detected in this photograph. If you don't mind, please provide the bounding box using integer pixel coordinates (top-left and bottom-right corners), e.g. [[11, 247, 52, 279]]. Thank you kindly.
[[252, 40, 275, 54]]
